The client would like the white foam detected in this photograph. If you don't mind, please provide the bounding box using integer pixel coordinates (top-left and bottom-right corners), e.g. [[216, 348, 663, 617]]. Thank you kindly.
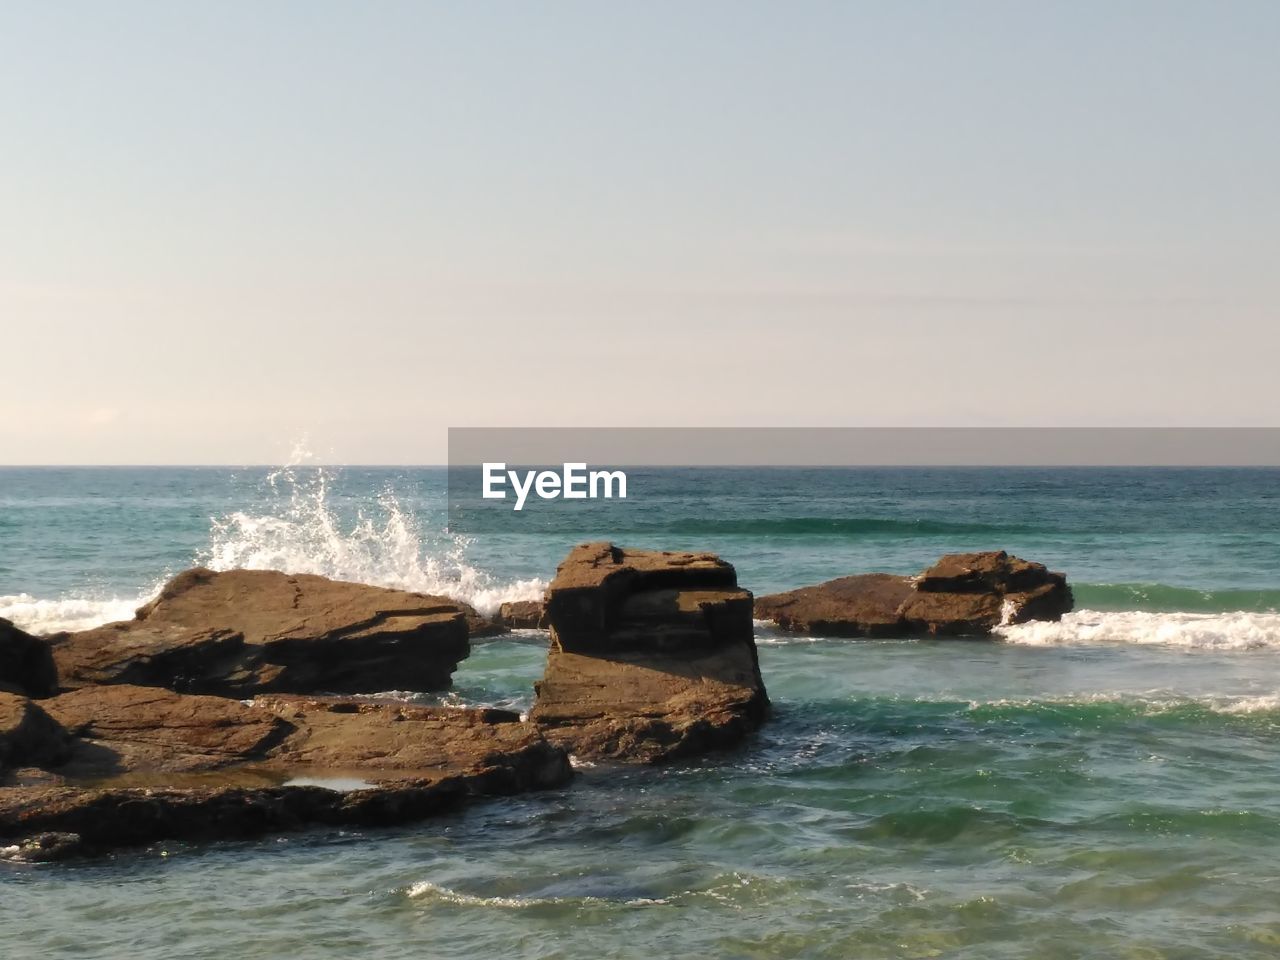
[[405, 880, 661, 908], [1205, 693, 1280, 714], [752, 619, 827, 644], [996, 609, 1280, 650], [4, 459, 543, 635], [407, 880, 550, 908], [959, 690, 1280, 715], [0, 592, 152, 635], [200, 462, 544, 617]]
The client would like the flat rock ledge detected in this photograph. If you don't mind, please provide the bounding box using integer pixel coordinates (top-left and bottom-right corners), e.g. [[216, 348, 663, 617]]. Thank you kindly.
[[754, 551, 1073, 638], [44, 568, 489, 696], [0, 685, 570, 859], [528, 543, 769, 764]]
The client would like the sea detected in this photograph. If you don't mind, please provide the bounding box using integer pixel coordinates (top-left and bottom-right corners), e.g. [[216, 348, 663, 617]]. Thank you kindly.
[[3, 462, 1280, 959]]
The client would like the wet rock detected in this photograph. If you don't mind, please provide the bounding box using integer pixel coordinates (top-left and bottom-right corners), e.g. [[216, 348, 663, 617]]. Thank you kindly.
[[529, 543, 768, 763], [464, 611, 510, 638], [754, 551, 1073, 638], [0, 830, 83, 862], [0, 618, 58, 698], [0, 780, 470, 853], [900, 551, 1072, 634], [495, 600, 545, 630], [48, 568, 473, 695]]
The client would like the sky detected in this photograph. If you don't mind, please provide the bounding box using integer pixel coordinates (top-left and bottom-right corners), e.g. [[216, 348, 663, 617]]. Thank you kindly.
[[2, 2, 1278, 464]]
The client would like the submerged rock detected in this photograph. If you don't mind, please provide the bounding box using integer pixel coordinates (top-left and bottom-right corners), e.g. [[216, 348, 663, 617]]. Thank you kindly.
[[0, 780, 470, 852], [0, 618, 58, 698], [48, 568, 473, 696], [529, 543, 768, 763], [0, 830, 83, 862], [755, 551, 1072, 638]]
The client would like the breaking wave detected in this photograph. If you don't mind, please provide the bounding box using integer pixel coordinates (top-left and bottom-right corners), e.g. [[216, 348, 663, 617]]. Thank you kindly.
[[199, 461, 543, 617], [405, 871, 776, 910], [1, 457, 544, 634], [0, 592, 149, 635], [996, 609, 1280, 650], [207, 460, 546, 617]]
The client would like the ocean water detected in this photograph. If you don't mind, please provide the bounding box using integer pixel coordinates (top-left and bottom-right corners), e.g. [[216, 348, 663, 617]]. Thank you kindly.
[[3, 464, 1280, 958]]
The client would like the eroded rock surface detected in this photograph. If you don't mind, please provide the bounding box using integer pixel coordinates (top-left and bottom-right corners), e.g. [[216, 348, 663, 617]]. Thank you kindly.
[[0, 687, 571, 855], [43, 685, 290, 779], [755, 551, 1072, 638], [529, 543, 768, 763], [48, 568, 473, 695], [258, 695, 571, 793]]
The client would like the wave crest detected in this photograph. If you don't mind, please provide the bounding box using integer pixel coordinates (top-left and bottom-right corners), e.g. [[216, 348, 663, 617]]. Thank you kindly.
[[0, 593, 147, 635], [3, 459, 544, 634], [199, 463, 544, 617], [996, 609, 1280, 650]]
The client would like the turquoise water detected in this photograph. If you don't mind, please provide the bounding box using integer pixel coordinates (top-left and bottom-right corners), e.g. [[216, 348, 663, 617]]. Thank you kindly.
[[3, 465, 1280, 958]]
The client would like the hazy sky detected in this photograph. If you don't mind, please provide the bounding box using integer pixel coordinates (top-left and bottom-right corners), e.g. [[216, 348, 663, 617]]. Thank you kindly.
[[2, 2, 1277, 464]]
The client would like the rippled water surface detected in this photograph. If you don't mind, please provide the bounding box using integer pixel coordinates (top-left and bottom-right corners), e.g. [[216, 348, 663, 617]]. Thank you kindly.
[[3, 466, 1280, 958], [8, 638, 1280, 959]]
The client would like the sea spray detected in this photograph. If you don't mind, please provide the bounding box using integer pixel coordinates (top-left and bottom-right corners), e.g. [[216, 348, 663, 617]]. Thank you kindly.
[[0, 458, 544, 634], [200, 461, 545, 617]]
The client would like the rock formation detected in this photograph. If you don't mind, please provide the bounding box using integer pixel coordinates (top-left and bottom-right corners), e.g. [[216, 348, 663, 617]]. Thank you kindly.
[[754, 551, 1072, 638], [528, 543, 768, 763], [0, 684, 571, 857], [47, 568, 475, 695], [495, 599, 545, 629], [43, 685, 291, 778]]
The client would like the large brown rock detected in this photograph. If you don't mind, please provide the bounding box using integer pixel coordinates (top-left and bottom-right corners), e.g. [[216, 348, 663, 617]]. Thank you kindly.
[[258, 695, 570, 793], [753, 574, 914, 638], [0, 779, 471, 853], [0, 685, 571, 855], [48, 568, 473, 696], [754, 550, 1072, 638], [43, 685, 290, 778], [529, 543, 768, 763], [902, 551, 1072, 634], [0, 618, 58, 698]]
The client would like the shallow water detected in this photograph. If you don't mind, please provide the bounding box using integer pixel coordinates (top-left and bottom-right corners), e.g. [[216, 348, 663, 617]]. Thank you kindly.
[[3, 465, 1280, 957], [8, 638, 1280, 959]]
